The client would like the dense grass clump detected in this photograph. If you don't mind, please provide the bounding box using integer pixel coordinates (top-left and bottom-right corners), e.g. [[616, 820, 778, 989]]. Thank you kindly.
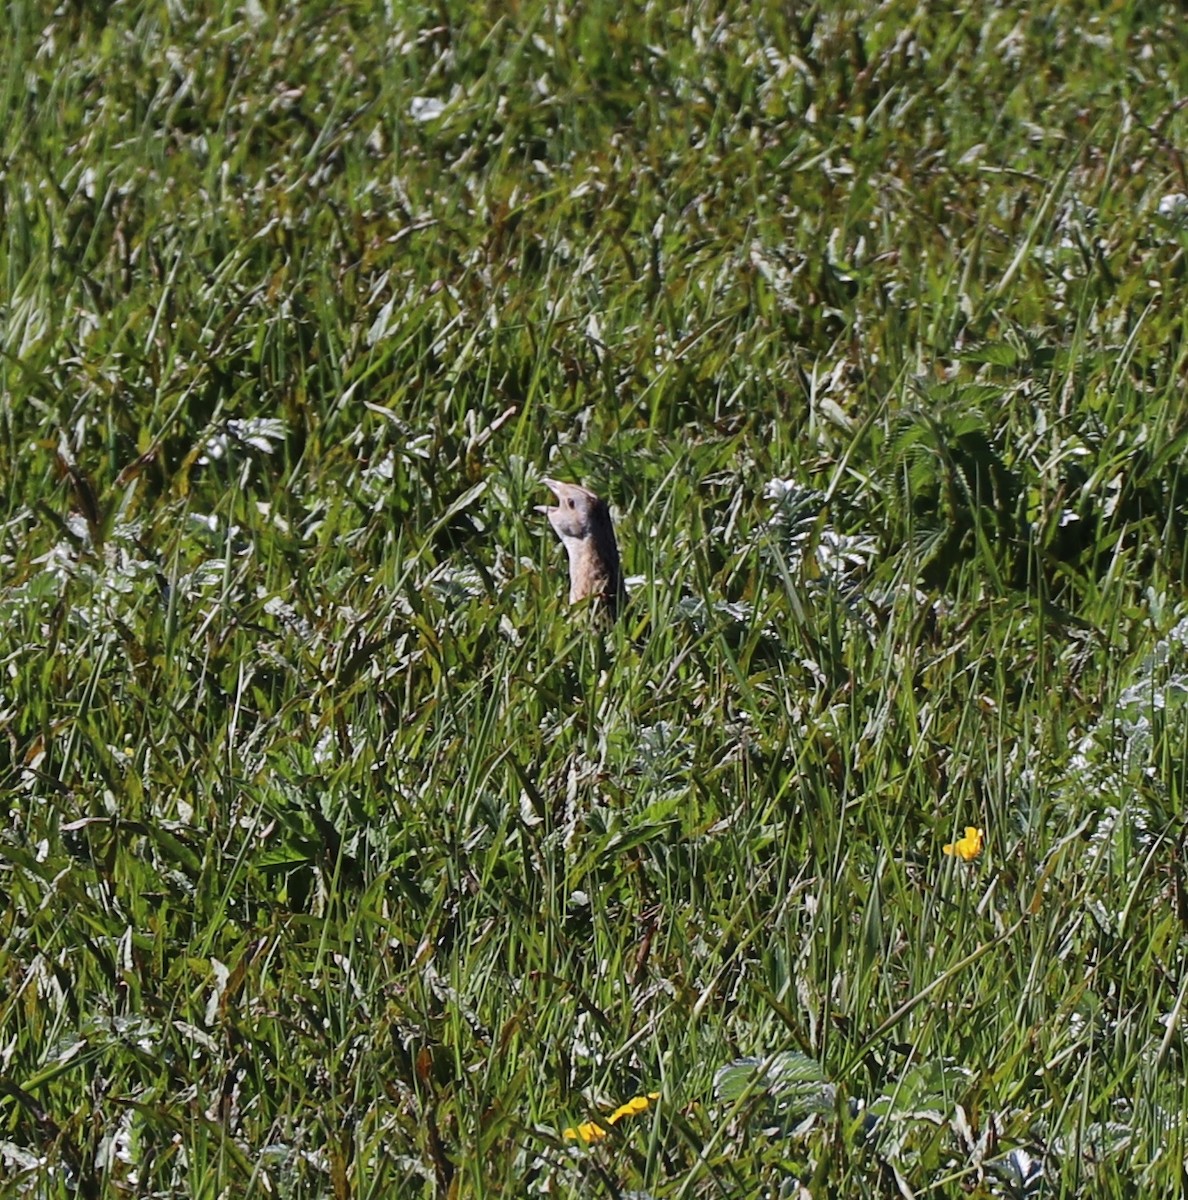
[[4, 2, 1188, 1196]]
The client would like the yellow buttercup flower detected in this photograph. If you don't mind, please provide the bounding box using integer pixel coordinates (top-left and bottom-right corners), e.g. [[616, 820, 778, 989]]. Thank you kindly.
[[944, 826, 984, 861], [608, 1093, 660, 1124], [563, 1092, 660, 1143], [562, 1120, 608, 1143]]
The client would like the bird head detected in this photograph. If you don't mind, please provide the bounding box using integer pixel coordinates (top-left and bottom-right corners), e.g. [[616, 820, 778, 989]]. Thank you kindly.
[[535, 477, 612, 545]]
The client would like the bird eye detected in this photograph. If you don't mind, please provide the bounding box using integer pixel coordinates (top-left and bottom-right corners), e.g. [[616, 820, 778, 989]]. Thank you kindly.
[[567, 498, 575, 508]]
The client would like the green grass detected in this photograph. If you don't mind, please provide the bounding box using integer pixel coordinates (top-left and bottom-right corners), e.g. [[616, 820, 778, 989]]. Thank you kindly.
[[4, 0, 1188, 1195]]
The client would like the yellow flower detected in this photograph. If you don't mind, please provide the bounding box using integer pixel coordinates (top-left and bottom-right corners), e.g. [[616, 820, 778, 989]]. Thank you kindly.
[[608, 1092, 660, 1124], [563, 1092, 660, 1143], [944, 826, 984, 861], [563, 1120, 608, 1143]]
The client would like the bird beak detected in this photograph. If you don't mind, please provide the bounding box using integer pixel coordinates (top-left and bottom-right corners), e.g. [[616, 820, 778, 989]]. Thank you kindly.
[[535, 477, 562, 513]]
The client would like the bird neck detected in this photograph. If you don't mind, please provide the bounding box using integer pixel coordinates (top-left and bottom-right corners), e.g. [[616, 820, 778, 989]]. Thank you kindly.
[[563, 529, 622, 609]]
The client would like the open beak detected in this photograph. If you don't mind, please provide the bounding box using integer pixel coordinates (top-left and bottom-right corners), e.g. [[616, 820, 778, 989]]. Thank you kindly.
[[534, 477, 562, 514]]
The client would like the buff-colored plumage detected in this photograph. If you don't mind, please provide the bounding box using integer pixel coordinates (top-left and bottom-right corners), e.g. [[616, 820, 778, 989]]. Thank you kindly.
[[536, 478, 625, 621]]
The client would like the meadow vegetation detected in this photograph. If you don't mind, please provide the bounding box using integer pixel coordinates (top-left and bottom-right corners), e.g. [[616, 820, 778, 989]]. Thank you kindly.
[[4, 1, 1188, 1195]]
